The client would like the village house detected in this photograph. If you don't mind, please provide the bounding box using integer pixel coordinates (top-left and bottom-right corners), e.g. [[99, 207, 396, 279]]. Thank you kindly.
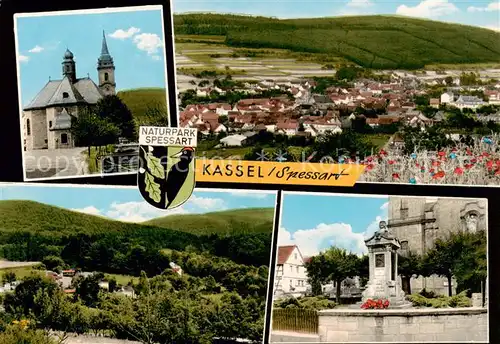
[[274, 245, 310, 299], [220, 134, 248, 147], [486, 90, 500, 105], [429, 98, 440, 108], [440, 92, 455, 104], [453, 95, 487, 109]]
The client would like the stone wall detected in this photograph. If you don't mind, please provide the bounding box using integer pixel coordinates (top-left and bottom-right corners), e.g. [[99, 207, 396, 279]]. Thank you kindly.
[[318, 308, 487, 342]]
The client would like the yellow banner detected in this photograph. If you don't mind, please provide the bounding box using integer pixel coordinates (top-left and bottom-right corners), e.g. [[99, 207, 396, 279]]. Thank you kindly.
[[195, 160, 365, 186]]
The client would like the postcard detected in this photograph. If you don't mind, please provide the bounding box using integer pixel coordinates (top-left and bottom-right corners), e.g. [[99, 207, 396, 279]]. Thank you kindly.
[[172, 0, 500, 187], [14, 5, 174, 181], [269, 191, 488, 343], [0, 182, 278, 343]]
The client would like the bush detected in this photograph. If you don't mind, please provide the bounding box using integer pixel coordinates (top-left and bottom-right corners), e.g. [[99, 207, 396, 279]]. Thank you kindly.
[[0, 321, 57, 344], [419, 288, 438, 299], [407, 290, 471, 308], [274, 296, 336, 310]]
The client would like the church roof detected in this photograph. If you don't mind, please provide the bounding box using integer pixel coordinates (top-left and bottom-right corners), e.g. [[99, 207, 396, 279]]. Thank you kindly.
[[24, 76, 103, 110], [51, 108, 72, 130]]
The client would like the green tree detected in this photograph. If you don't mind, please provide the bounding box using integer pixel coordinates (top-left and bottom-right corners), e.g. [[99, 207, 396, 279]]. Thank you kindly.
[[42, 255, 65, 272], [73, 272, 105, 307], [398, 251, 424, 295], [108, 277, 117, 293], [306, 247, 359, 303], [445, 76, 454, 86], [71, 107, 120, 156], [95, 95, 136, 140], [2, 271, 17, 285]]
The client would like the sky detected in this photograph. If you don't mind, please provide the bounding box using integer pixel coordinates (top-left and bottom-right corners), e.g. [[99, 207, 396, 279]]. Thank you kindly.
[[173, 0, 500, 31], [279, 192, 389, 257], [0, 184, 276, 223], [16, 7, 168, 107]]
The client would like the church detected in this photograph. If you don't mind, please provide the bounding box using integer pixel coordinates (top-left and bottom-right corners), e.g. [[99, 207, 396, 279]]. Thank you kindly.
[[22, 32, 117, 151], [387, 196, 486, 296]]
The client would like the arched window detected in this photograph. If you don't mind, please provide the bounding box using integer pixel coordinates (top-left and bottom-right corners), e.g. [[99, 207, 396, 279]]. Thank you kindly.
[[49, 121, 52, 128], [62, 92, 69, 99], [104, 72, 109, 81], [26, 119, 31, 135], [61, 133, 68, 144]]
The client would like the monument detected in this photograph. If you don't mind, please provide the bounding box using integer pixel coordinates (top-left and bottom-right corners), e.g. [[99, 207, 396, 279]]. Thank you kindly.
[[361, 221, 411, 308]]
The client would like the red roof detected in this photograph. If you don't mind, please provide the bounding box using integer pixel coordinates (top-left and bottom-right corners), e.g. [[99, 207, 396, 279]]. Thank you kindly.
[[277, 245, 296, 265]]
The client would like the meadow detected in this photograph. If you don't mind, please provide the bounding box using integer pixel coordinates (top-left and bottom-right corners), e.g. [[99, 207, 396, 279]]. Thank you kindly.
[[360, 135, 500, 185], [173, 14, 500, 69]]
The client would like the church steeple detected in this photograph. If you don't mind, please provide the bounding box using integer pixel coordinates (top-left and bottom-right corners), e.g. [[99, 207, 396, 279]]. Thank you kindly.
[[101, 30, 110, 56], [62, 48, 76, 83], [97, 31, 116, 96]]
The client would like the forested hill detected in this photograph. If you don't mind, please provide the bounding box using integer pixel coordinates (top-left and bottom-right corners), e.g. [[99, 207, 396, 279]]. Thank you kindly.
[[173, 14, 500, 69], [0, 200, 273, 236], [0, 200, 273, 267], [145, 208, 275, 235]]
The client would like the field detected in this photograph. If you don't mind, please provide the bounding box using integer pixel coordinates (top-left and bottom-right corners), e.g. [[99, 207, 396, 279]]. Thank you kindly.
[[173, 14, 500, 69], [145, 208, 275, 235], [117, 88, 168, 126]]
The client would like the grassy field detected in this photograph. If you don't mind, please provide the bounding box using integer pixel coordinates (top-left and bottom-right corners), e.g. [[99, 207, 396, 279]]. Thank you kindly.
[[117, 88, 168, 126], [145, 208, 275, 235], [0, 200, 273, 237], [173, 14, 500, 69], [0, 266, 43, 280]]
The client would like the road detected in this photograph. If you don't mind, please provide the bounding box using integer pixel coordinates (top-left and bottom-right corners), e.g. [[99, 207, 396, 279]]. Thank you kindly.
[[24, 147, 88, 180]]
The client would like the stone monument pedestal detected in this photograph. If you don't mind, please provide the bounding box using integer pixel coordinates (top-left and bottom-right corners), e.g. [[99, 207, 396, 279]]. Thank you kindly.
[[355, 221, 412, 309]]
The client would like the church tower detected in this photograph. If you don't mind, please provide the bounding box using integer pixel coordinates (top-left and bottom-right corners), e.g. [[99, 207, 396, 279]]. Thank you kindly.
[[97, 31, 116, 96], [62, 49, 76, 83]]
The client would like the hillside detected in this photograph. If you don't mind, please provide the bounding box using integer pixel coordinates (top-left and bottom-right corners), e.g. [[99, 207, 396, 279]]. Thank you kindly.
[[0, 201, 273, 237], [173, 14, 500, 69], [145, 208, 275, 235], [117, 88, 168, 126]]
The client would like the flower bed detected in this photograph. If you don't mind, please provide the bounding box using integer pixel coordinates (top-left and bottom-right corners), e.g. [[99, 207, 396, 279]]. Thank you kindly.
[[361, 298, 390, 309], [357, 135, 500, 185]]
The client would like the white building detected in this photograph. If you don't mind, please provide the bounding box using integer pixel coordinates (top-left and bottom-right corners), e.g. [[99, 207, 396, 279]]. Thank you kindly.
[[453, 95, 487, 109], [274, 245, 310, 298], [440, 92, 454, 104], [220, 134, 247, 147]]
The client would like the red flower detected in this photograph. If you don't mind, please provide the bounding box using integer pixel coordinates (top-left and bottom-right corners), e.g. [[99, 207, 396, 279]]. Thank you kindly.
[[392, 173, 400, 179], [487, 160, 494, 169], [466, 149, 472, 156], [465, 164, 473, 169], [438, 151, 446, 157], [471, 158, 477, 164], [454, 167, 463, 175], [388, 160, 395, 165], [495, 169, 500, 176], [366, 164, 374, 171], [483, 152, 490, 157], [433, 171, 445, 179], [432, 161, 441, 167]]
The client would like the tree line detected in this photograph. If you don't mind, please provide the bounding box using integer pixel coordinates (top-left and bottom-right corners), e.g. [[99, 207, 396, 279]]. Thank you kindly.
[[305, 230, 487, 303], [0, 230, 272, 273]]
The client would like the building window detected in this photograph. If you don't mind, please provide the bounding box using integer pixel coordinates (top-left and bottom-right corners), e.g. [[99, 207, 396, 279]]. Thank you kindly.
[[44, 139, 48, 144], [290, 266, 293, 272], [61, 133, 68, 144], [104, 72, 109, 81], [62, 92, 69, 99], [296, 280, 300, 286], [294, 253, 298, 260], [400, 199, 409, 219], [26, 119, 31, 135], [49, 121, 52, 128], [296, 266, 299, 273], [289, 279, 292, 286]]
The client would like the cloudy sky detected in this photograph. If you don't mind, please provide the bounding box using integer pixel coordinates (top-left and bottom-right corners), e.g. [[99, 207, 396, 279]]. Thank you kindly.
[[279, 192, 389, 257], [0, 184, 276, 223], [173, 0, 500, 31], [15, 7, 167, 107]]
